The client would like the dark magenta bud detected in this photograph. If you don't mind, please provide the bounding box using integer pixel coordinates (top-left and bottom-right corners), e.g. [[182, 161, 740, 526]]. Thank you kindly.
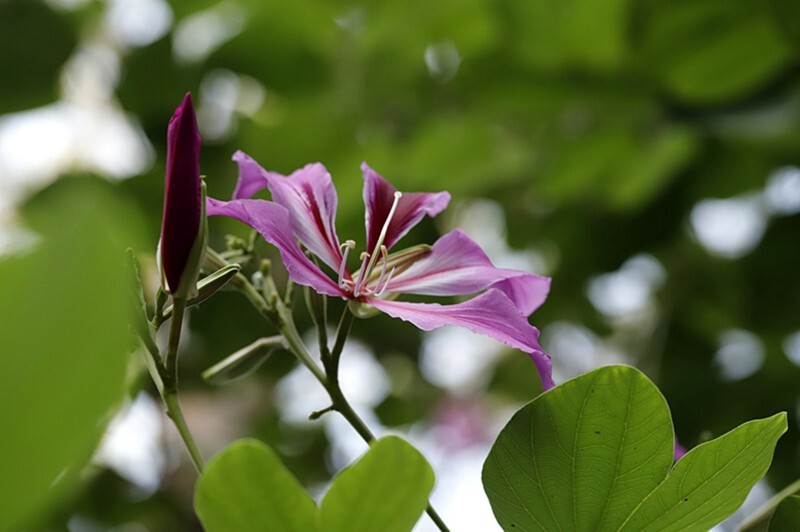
[[160, 93, 204, 297]]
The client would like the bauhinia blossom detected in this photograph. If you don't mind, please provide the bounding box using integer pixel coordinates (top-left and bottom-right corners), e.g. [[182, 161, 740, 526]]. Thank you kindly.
[[160, 93, 206, 299], [207, 152, 554, 389]]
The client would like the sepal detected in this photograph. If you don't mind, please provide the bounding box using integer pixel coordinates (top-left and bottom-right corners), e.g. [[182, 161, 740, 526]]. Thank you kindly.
[[171, 180, 209, 300], [203, 335, 285, 385]]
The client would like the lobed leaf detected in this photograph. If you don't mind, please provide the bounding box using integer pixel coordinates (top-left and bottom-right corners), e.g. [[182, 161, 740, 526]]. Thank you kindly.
[[618, 413, 786, 532]]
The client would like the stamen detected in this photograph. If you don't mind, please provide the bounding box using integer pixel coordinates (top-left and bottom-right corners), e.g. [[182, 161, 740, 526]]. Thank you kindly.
[[338, 240, 355, 288], [353, 251, 371, 296], [368, 246, 390, 295], [363, 191, 402, 283], [373, 267, 396, 297]]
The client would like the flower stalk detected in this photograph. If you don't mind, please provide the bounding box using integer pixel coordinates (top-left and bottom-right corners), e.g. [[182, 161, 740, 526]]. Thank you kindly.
[[212, 248, 450, 531], [148, 92, 207, 472]]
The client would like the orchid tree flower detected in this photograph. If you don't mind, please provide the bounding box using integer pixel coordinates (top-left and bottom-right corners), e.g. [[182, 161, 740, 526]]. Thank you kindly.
[[160, 92, 207, 301], [207, 152, 554, 389]]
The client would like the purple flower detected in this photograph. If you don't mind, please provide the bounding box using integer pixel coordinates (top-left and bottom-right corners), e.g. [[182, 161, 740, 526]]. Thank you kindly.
[[207, 152, 554, 389], [160, 93, 204, 297]]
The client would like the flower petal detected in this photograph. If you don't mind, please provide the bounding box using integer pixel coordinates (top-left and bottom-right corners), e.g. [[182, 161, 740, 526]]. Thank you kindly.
[[263, 162, 343, 271], [207, 197, 346, 298], [231, 151, 272, 200], [362, 163, 450, 253], [384, 229, 550, 315], [367, 289, 554, 390]]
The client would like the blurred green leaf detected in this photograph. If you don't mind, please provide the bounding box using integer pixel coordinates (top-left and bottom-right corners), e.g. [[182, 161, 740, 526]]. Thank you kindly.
[[769, 495, 800, 531], [195, 439, 319, 532], [0, 182, 136, 528], [540, 122, 698, 210], [619, 413, 786, 531], [739, 478, 800, 532], [768, 0, 800, 44], [0, 1, 76, 113], [196, 436, 434, 531], [637, 0, 791, 103], [506, 0, 631, 71], [482, 365, 674, 531], [321, 436, 435, 532]]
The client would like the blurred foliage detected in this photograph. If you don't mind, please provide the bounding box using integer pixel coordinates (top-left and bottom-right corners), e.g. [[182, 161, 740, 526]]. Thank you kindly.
[[2, 0, 800, 528], [0, 180, 141, 528]]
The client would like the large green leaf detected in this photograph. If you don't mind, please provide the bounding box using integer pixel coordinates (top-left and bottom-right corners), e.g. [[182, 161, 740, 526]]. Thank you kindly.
[[482, 365, 674, 531], [321, 435, 435, 532], [769, 495, 800, 531], [483, 365, 787, 532], [0, 182, 136, 529], [196, 436, 434, 532], [195, 439, 319, 532], [617, 413, 786, 531]]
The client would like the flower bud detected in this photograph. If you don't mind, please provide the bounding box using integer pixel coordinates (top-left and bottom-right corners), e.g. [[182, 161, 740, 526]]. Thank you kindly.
[[160, 92, 206, 299]]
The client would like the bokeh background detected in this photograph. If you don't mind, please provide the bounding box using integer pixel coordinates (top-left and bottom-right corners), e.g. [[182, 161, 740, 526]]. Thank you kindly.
[[2, 0, 800, 530]]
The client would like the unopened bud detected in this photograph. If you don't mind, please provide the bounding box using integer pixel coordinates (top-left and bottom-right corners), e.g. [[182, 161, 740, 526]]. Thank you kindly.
[[159, 92, 205, 299]]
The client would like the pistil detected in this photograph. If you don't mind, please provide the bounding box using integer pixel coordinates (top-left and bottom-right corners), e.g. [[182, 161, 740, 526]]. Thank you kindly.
[[360, 191, 402, 290]]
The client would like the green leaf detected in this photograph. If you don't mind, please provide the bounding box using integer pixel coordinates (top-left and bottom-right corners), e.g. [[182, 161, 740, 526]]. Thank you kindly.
[[769, 495, 800, 531], [483, 365, 787, 532], [195, 439, 319, 532], [482, 365, 674, 531], [0, 1, 76, 113], [0, 182, 136, 529], [196, 436, 435, 532], [321, 436, 435, 532], [638, 1, 791, 103], [506, 0, 632, 71], [618, 413, 787, 531]]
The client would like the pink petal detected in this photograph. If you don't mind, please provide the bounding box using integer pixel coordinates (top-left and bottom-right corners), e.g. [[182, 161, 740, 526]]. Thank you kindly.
[[207, 197, 346, 298], [263, 162, 344, 272], [362, 163, 450, 254], [674, 438, 687, 461], [367, 289, 554, 390], [385, 230, 550, 316], [231, 151, 271, 200], [490, 277, 551, 317]]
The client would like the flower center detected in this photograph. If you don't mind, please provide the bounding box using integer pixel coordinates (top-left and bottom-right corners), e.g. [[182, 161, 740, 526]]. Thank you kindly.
[[337, 191, 405, 298]]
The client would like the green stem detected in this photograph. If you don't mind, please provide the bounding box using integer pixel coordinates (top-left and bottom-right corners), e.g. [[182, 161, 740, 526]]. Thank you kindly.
[[163, 391, 205, 472], [158, 297, 205, 472], [424, 506, 450, 532], [739, 477, 800, 531], [328, 306, 354, 376], [211, 249, 449, 531], [320, 307, 449, 532], [164, 298, 185, 374], [278, 306, 328, 385]]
